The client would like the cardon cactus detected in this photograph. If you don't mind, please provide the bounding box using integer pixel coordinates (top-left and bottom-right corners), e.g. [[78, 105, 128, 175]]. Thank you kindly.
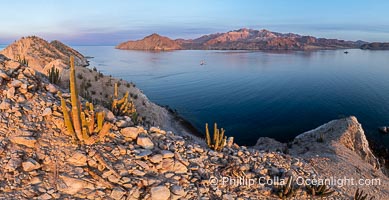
[[354, 189, 375, 200], [47, 65, 61, 84], [58, 56, 111, 145], [111, 82, 137, 117], [277, 176, 296, 199], [306, 182, 335, 197], [205, 123, 227, 151]]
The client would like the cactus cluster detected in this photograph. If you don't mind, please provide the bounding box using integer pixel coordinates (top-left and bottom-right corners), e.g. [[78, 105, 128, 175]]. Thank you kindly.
[[111, 82, 137, 117], [205, 123, 227, 151], [354, 189, 375, 200], [306, 182, 335, 197], [58, 56, 111, 145], [277, 176, 296, 199], [47, 65, 61, 84], [16, 55, 29, 66], [316, 132, 325, 143]]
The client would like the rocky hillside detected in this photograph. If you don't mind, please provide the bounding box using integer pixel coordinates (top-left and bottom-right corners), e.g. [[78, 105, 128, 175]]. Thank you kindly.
[[256, 116, 389, 199], [0, 36, 194, 137], [0, 37, 388, 199], [117, 28, 367, 51], [0, 36, 88, 74], [361, 42, 389, 50], [116, 34, 182, 51]]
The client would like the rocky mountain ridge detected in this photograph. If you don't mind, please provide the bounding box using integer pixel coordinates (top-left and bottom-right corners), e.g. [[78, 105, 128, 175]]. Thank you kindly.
[[116, 34, 182, 51], [0, 36, 88, 74], [117, 28, 368, 51]]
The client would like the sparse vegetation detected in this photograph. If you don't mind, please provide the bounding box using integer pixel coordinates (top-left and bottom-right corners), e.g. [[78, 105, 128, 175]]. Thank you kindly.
[[276, 176, 296, 199], [110, 82, 137, 118], [16, 55, 29, 66], [47, 65, 60, 84], [354, 189, 375, 200], [317, 132, 324, 143], [57, 56, 111, 145], [205, 123, 227, 151], [306, 182, 335, 197]]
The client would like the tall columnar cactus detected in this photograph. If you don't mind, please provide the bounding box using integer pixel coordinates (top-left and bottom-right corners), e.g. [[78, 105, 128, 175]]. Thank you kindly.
[[205, 123, 227, 151], [111, 82, 137, 117], [47, 65, 61, 84], [58, 56, 111, 145], [69, 56, 83, 142]]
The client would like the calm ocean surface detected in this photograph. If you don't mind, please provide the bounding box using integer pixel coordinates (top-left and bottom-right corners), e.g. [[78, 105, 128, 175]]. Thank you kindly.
[[72, 46, 389, 147], [3, 44, 389, 147]]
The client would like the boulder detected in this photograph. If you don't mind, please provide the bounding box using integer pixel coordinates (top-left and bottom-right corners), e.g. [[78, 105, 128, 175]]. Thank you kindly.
[[0, 101, 11, 110], [67, 152, 87, 166], [9, 80, 22, 88], [42, 108, 52, 116], [58, 175, 95, 195], [22, 158, 41, 171], [10, 136, 37, 148], [137, 136, 154, 149], [121, 126, 145, 139], [46, 84, 58, 94], [110, 187, 126, 200], [150, 185, 170, 200]]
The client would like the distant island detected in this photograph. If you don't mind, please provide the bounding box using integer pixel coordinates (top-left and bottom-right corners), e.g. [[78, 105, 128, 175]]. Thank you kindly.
[[116, 28, 372, 51], [360, 42, 389, 50]]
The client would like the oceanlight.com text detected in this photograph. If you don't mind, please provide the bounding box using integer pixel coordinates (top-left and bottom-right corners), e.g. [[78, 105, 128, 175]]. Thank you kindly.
[[209, 176, 381, 187]]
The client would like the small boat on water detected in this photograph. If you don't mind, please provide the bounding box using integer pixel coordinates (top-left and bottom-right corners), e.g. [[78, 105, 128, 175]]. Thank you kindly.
[[200, 60, 206, 65], [344, 51, 349, 54]]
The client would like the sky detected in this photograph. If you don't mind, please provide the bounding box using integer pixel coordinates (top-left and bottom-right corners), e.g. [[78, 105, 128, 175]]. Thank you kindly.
[[0, 0, 389, 45]]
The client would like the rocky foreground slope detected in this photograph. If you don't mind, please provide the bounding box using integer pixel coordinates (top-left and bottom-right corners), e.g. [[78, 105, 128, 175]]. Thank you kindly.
[[0, 37, 388, 199], [116, 28, 366, 51]]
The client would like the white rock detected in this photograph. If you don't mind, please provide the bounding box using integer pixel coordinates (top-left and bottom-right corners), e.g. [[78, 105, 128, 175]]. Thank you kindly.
[[105, 110, 116, 122], [67, 152, 87, 166], [149, 154, 163, 163], [10, 136, 37, 148], [121, 126, 144, 139], [161, 150, 174, 158], [42, 108, 52, 116], [110, 187, 126, 200], [6, 87, 15, 98], [46, 84, 58, 94], [137, 136, 154, 149], [150, 186, 170, 200], [170, 185, 186, 196], [150, 127, 166, 134], [58, 175, 95, 195], [5, 157, 22, 171], [22, 158, 41, 171], [10, 80, 22, 87], [0, 101, 11, 110], [0, 70, 10, 80], [173, 161, 187, 173]]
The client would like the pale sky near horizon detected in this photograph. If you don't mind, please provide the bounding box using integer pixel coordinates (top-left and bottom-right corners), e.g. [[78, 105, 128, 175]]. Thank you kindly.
[[1, 0, 389, 45]]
